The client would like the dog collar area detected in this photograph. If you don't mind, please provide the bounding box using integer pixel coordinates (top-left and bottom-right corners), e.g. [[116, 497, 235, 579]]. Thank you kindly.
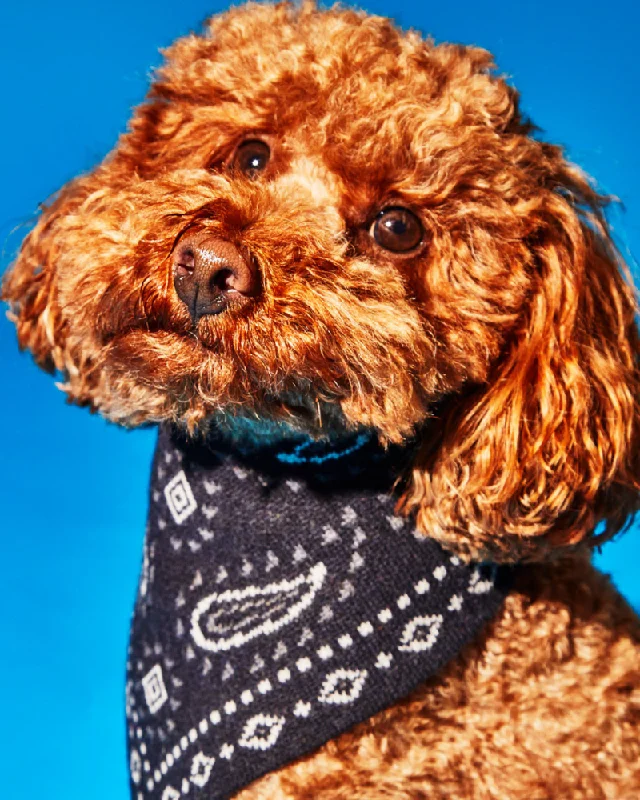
[[126, 423, 511, 799]]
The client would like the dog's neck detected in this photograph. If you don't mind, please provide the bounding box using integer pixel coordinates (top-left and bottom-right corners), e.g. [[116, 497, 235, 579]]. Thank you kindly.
[[179, 414, 410, 495], [208, 410, 376, 454], [210, 413, 317, 450]]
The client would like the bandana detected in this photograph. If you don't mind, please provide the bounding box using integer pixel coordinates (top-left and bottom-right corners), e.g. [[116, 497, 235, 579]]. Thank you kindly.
[[126, 423, 511, 800]]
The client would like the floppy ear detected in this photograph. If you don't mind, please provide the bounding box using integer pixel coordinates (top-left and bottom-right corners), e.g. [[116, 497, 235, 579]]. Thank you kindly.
[[2, 181, 88, 376], [401, 158, 640, 562]]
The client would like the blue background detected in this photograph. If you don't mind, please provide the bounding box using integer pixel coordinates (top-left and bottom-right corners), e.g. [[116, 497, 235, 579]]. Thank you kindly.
[[1, 1, 638, 798]]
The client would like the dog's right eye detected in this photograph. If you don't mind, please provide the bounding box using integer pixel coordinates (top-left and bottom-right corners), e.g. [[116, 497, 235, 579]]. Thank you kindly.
[[231, 140, 271, 178], [370, 207, 423, 253]]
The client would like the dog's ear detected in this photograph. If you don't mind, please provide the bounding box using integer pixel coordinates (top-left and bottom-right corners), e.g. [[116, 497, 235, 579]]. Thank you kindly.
[[2, 181, 87, 376], [401, 158, 640, 562]]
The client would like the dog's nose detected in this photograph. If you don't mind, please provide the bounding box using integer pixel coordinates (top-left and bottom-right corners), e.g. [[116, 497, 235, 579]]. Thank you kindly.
[[173, 234, 258, 321]]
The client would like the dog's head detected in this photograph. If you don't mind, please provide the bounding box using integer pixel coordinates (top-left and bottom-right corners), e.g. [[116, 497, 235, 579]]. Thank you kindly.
[[4, 1, 639, 561]]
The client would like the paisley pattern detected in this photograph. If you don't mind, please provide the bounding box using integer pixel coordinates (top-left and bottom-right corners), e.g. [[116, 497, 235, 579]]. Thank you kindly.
[[190, 564, 327, 652]]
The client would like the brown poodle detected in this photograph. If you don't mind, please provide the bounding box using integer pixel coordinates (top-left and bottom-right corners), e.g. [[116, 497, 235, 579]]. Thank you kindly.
[[3, 1, 640, 798]]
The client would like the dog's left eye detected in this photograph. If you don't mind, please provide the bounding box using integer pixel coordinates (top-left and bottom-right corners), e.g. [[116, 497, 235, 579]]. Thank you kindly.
[[232, 140, 271, 178], [371, 207, 423, 253]]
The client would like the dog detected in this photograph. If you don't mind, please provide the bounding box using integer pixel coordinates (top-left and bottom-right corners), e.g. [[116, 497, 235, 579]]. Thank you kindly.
[[3, 2, 640, 798]]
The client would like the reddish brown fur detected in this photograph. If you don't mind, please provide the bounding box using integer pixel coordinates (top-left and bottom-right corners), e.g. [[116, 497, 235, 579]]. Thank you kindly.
[[3, 2, 640, 796]]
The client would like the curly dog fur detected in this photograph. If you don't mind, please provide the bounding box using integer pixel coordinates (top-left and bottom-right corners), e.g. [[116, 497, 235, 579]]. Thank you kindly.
[[4, 2, 639, 797]]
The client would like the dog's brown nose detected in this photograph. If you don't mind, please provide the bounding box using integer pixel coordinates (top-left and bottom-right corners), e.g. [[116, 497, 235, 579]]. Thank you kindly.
[[173, 234, 258, 321]]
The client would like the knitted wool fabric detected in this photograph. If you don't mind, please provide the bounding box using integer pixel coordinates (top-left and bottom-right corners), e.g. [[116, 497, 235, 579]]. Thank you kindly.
[[126, 424, 512, 800]]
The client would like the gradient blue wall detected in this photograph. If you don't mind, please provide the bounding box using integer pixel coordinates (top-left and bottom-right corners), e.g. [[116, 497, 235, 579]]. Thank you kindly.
[[1, 1, 638, 798]]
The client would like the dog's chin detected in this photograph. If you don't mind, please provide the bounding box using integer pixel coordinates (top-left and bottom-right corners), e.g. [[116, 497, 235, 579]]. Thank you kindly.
[[96, 317, 441, 442]]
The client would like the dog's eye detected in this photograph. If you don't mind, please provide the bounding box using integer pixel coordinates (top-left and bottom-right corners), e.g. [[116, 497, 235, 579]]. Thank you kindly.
[[232, 140, 271, 178], [371, 207, 423, 253]]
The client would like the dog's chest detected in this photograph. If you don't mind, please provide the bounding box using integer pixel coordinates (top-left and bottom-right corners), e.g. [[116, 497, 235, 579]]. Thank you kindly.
[[126, 425, 509, 799]]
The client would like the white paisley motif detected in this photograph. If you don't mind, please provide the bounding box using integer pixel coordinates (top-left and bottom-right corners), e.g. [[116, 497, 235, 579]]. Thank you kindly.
[[191, 563, 327, 652]]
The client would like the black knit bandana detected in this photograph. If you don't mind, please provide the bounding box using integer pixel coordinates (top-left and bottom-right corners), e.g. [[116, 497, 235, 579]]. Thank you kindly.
[[126, 424, 511, 800]]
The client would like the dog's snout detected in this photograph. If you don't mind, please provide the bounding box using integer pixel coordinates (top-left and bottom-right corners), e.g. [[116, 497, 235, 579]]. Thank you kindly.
[[173, 234, 258, 321]]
